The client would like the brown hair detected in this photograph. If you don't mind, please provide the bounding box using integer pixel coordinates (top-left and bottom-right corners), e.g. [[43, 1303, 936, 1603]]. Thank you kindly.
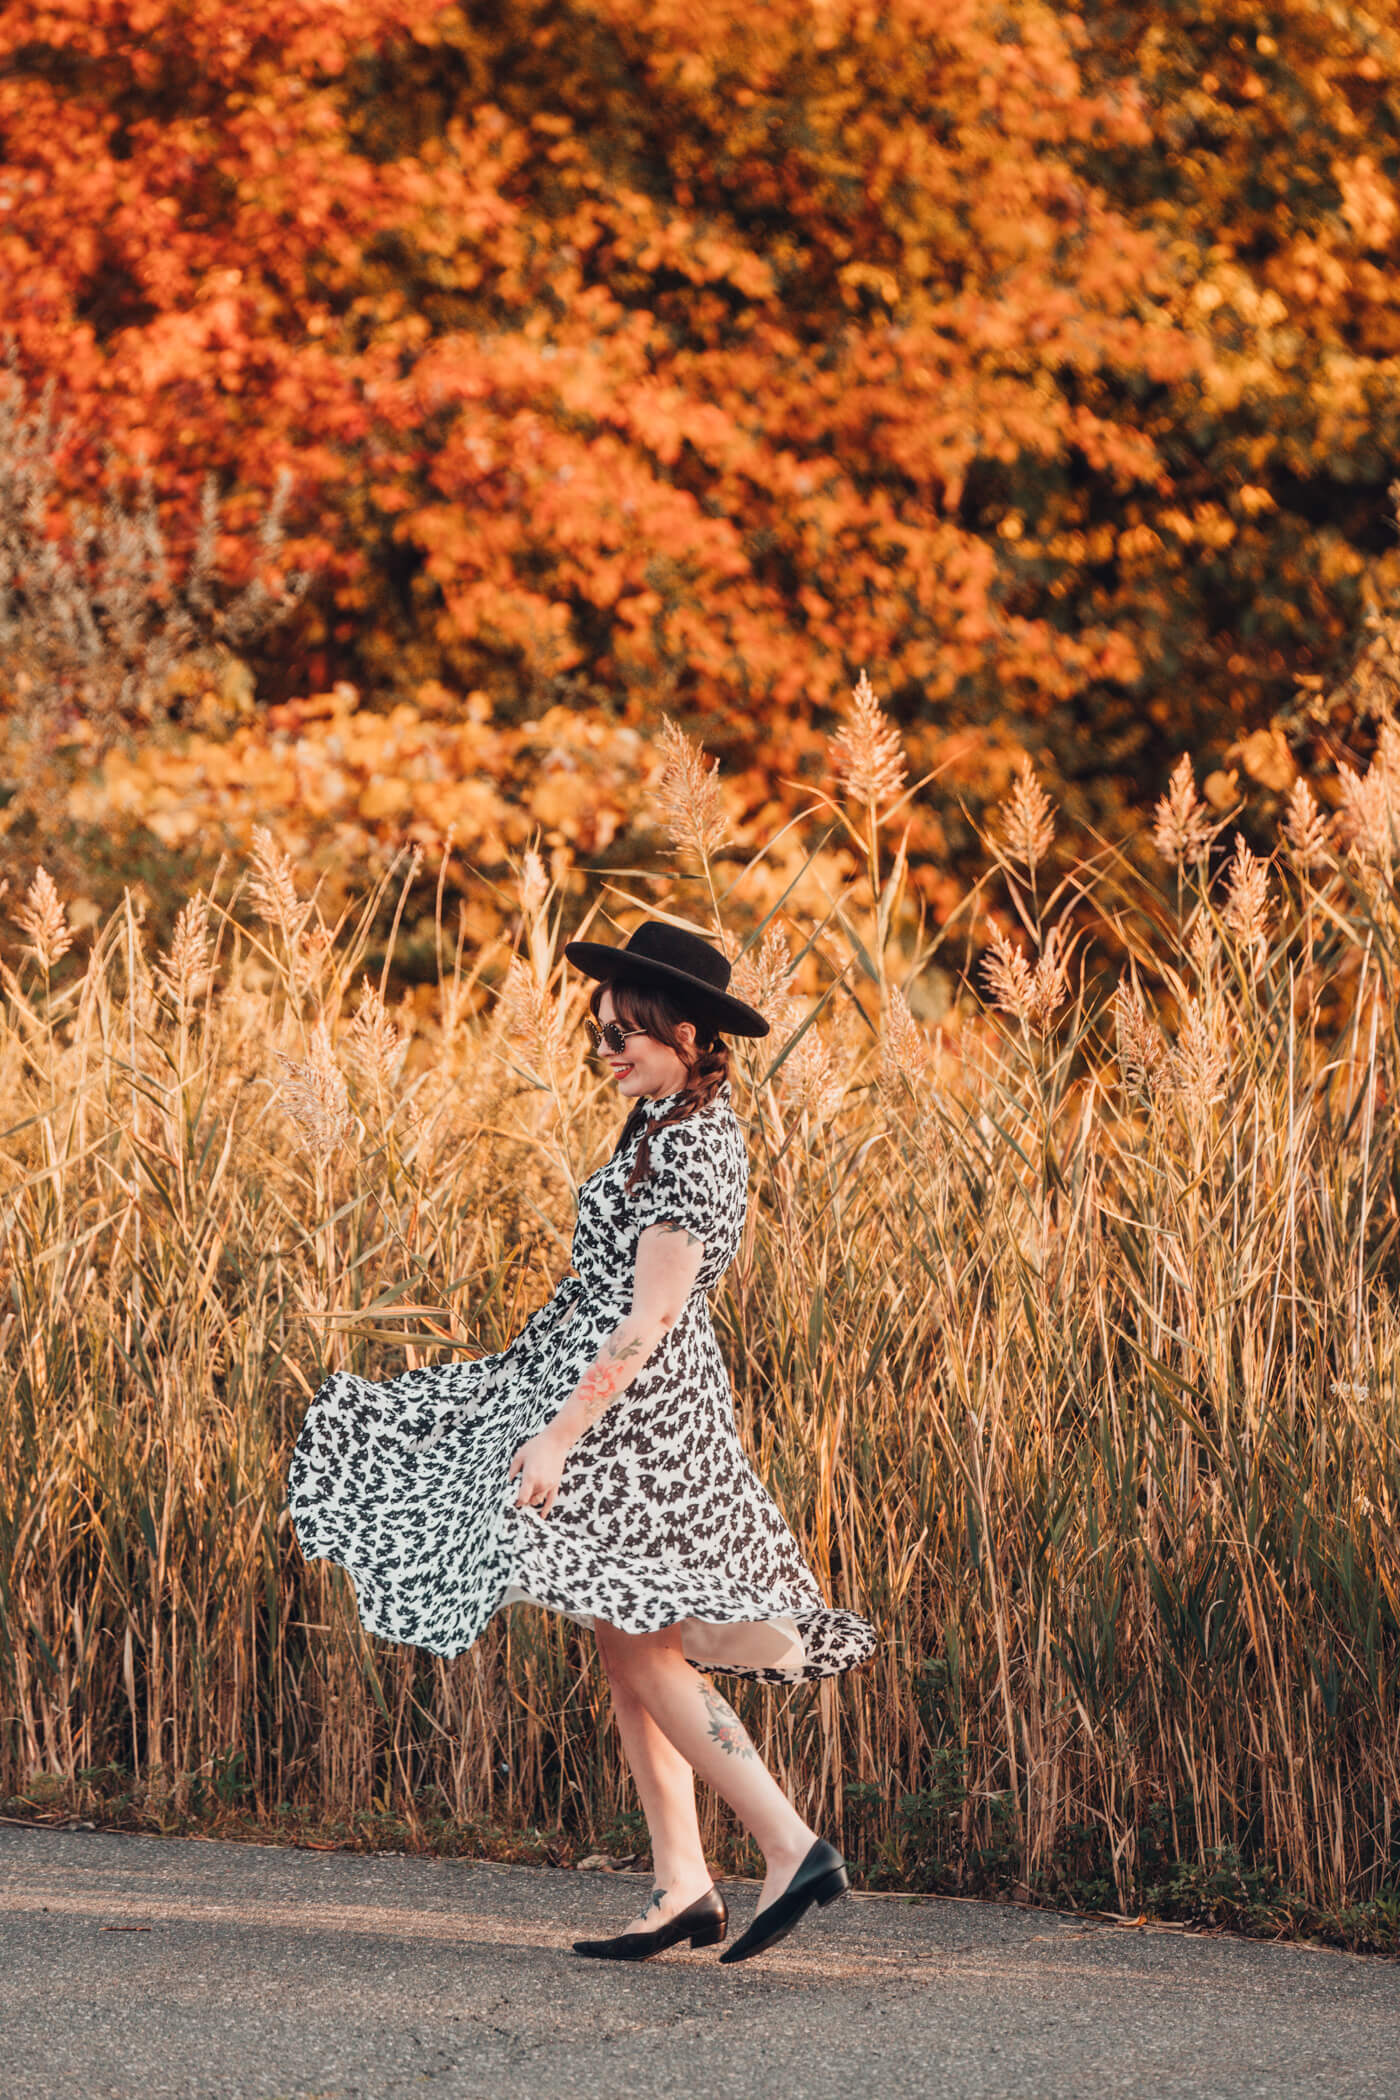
[[590, 973, 731, 1192]]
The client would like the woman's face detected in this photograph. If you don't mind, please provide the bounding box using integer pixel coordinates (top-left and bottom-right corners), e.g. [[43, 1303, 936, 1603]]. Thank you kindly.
[[597, 986, 696, 1102]]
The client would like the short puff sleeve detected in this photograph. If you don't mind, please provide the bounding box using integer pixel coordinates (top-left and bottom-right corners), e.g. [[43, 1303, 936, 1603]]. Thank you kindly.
[[627, 1118, 714, 1248]]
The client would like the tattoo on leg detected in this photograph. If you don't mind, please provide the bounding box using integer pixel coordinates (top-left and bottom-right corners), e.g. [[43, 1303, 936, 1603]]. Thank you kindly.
[[699, 1683, 757, 1760], [642, 1884, 666, 1918]]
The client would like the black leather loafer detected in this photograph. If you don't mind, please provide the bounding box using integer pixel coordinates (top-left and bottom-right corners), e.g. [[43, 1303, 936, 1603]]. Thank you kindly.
[[571, 1883, 728, 1960], [716, 1838, 849, 1964]]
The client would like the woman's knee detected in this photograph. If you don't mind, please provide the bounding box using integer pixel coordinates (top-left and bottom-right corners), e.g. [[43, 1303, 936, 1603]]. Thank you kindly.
[[593, 1617, 682, 1678]]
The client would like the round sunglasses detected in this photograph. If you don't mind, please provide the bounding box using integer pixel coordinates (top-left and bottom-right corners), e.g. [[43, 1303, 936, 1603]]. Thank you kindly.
[[583, 1017, 650, 1058]]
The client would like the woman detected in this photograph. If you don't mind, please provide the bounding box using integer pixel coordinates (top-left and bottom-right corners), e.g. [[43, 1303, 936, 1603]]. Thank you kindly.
[[286, 919, 878, 1964]]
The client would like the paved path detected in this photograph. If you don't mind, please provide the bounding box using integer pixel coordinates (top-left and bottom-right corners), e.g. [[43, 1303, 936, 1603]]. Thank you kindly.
[[1, 1825, 1396, 2099]]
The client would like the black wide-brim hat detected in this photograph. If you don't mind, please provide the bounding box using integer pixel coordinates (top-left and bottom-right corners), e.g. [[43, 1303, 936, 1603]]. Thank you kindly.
[[563, 920, 770, 1038]]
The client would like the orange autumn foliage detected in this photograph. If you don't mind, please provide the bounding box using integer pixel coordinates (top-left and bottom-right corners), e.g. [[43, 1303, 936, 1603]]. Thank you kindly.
[[4, 0, 1400, 830], [66, 680, 643, 866]]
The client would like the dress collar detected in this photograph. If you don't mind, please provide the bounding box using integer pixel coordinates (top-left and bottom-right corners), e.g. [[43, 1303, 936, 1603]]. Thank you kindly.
[[639, 1077, 731, 1118], [610, 1078, 731, 1164]]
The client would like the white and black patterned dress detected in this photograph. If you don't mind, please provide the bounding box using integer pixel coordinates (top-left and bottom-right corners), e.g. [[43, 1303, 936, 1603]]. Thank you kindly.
[[286, 1078, 878, 1683]]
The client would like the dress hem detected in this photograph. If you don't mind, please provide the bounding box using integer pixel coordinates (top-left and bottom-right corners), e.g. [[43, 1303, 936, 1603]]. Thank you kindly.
[[498, 1580, 810, 1675]]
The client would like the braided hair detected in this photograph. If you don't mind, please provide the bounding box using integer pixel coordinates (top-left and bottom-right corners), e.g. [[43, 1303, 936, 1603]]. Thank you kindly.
[[591, 972, 732, 1194]]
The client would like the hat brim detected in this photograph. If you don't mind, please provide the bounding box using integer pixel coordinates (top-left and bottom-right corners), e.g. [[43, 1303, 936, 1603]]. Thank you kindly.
[[563, 939, 770, 1037]]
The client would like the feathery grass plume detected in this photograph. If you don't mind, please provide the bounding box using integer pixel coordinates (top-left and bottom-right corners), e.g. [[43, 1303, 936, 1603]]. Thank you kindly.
[[992, 751, 1056, 879], [777, 1016, 845, 1121], [654, 714, 730, 868], [514, 844, 555, 992], [271, 1018, 353, 1165], [1282, 776, 1331, 871], [12, 866, 74, 971], [499, 953, 561, 1078], [1027, 923, 1069, 1032], [1153, 753, 1213, 869], [828, 668, 906, 812], [1186, 910, 1217, 985], [1333, 761, 1387, 874], [295, 919, 338, 1012], [519, 848, 548, 921], [248, 825, 311, 943], [1111, 978, 1166, 1097], [1221, 833, 1273, 964], [346, 977, 408, 1099], [981, 917, 1035, 1026], [156, 892, 213, 1014], [878, 983, 929, 1102], [1166, 994, 1230, 1113], [1336, 732, 1398, 891], [729, 925, 803, 1037], [982, 918, 1066, 1034]]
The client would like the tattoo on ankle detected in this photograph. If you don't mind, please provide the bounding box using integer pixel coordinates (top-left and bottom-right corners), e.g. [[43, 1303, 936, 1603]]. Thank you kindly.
[[700, 1683, 757, 1760], [642, 1884, 666, 1917]]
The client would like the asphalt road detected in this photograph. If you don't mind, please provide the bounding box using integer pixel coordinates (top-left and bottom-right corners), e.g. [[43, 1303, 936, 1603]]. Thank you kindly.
[[1, 1824, 1396, 2100]]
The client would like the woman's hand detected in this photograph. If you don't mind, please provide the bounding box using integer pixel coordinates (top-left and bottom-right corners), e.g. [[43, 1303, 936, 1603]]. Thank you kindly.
[[507, 1426, 571, 1519]]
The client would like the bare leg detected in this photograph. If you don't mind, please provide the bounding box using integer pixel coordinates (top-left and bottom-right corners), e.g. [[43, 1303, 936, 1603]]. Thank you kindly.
[[595, 1619, 817, 1919], [596, 1630, 715, 1933]]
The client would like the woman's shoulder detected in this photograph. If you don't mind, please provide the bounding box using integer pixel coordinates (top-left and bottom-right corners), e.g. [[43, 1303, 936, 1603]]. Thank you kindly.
[[686, 1079, 742, 1127], [645, 1084, 745, 1161]]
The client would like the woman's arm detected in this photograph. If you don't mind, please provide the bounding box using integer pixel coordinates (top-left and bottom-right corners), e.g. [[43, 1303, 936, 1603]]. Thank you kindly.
[[552, 1220, 705, 1443], [507, 1220, 705, 1513]]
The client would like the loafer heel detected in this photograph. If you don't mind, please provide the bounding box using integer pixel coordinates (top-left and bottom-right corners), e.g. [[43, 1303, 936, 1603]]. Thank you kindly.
[[688, 1918, 727, 1948], [717, 1837, 851, 1965]]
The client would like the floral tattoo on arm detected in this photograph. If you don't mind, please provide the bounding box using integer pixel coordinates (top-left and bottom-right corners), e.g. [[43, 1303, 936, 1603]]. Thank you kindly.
[[559, 1224, 704, 1438], [571, 1328, 649, 1431]]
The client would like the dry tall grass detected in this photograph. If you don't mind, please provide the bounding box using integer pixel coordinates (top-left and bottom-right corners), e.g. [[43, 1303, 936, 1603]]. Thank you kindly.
[[2, 686, 1399, 1920]]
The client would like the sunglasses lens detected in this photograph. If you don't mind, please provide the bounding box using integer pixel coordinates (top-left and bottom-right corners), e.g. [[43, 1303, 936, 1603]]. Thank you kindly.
[[584, 1018, 631, 1056]]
